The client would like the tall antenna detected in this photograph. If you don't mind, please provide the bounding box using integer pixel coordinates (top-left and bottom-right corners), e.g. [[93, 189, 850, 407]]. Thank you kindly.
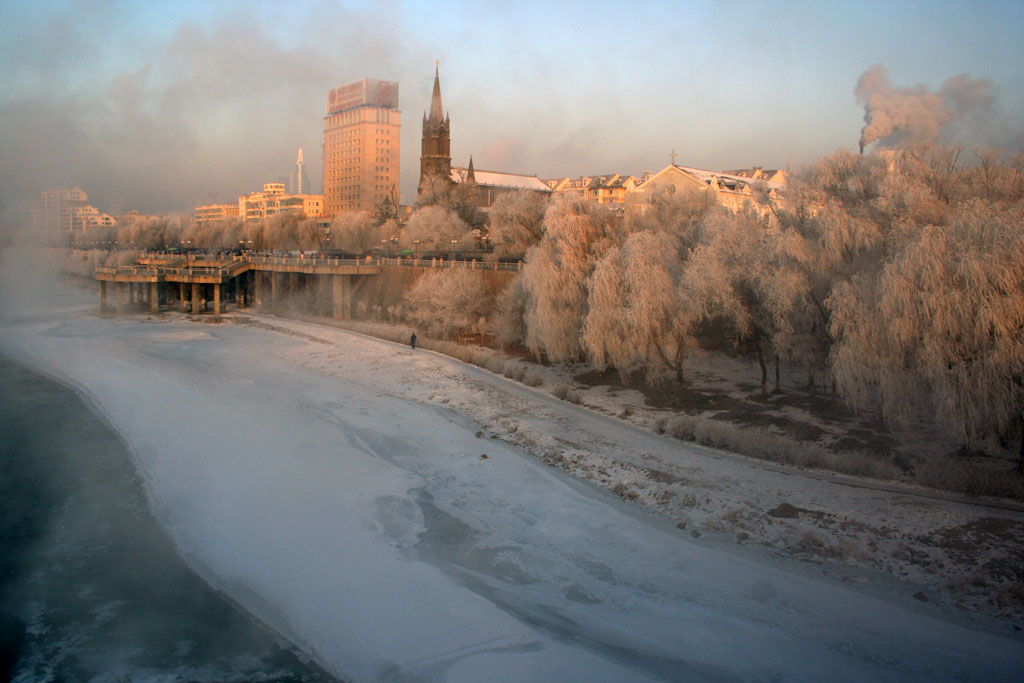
[[296, 147, 304, 194]]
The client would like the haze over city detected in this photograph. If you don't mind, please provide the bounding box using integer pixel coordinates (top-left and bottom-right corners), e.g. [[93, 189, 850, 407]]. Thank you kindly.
[[2, 0, 1022, 226]]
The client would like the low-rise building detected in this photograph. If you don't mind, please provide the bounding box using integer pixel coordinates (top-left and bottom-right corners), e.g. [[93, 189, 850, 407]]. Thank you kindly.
[[238, 183, 323, 222], [72, 205, 117, 228], [119, 209, 165, 225], [193, 204, 240, 225], [627, 164, 787, 221], [543, 174, 642, 204]]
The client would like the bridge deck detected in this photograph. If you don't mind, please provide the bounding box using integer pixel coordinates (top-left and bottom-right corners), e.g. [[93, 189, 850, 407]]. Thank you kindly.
[[97, 256, 382, 283]]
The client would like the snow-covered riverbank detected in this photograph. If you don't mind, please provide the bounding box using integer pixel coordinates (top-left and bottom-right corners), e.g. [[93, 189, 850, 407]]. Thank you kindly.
[[1, 268, 1021, 681]]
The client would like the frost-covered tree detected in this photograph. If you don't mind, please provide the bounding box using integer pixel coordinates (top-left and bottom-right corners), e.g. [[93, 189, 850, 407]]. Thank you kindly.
[[239, 220, 268, 251], [831, 201, 1024, 463], [626, 184, 713, 245], [330, 211, 380, 255], [297, 218, 326, 250], [488, 275, 528, 348], [770, 149, 916, 387], [399, 205, 472, 253], [484, 190, 550, 261], [584, 230, 697, 385], [260, 212, 305, 250], [181, 218, 242, 251], [403, 269, 492, 339], [417, 175, 454, 209], [521, 195, 622, 362], [117, 218, 182, 251], [684, 210, 777, 396]]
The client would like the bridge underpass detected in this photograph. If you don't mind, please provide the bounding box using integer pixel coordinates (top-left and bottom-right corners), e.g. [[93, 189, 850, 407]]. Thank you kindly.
[[95, 254, 379, 318]]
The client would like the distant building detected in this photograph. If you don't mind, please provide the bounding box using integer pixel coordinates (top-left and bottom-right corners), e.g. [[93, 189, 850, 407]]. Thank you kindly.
[[418, 67, 451, 199], [71, 205, 117, 228], [193, 204, 240, 225], [118, 209, 164, 225], [627, 164, 787, 221], [543, 174, 643, 204], [34, 187, 127, 230], [237, 183, 323, 222], [290, 148, 310, 196], [36, 187, 89, 231], [451, 158, 551, 208], [322, 78, 401, 217], [419, 67, 549, 209]]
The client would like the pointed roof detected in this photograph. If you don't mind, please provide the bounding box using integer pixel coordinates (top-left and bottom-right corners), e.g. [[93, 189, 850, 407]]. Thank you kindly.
[[450, 166, 551, 192], [466, 156, 476, 183], [428, 65, 444, 124]]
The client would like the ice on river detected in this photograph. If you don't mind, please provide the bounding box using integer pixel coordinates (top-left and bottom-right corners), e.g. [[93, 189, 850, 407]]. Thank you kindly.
[[1, 274, 1020, 682]]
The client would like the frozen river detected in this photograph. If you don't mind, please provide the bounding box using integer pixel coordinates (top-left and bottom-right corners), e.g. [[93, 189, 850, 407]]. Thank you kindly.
[[1, 264, 1021, 681], [0, 356, 333, 681]]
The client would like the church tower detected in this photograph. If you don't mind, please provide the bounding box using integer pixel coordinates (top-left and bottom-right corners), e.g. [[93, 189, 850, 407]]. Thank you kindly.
[[418, 65, 452, 197]]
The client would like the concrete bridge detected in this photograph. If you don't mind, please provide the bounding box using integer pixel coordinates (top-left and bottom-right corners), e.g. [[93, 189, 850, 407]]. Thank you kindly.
[[94, 252, 521, 317]]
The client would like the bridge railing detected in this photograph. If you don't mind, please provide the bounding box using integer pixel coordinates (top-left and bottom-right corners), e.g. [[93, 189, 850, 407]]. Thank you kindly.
[[161, 266, 229, 277], [247, 255, 371, 268], [95, 265, 161, 276], [378, 257, 522, 271]]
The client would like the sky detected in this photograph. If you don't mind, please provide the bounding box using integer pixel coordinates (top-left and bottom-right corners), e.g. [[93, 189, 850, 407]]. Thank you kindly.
[[2, 0, 1022, 225]]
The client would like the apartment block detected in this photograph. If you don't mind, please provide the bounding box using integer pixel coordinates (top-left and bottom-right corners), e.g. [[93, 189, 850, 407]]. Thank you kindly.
[[322, 78, 400, 217]]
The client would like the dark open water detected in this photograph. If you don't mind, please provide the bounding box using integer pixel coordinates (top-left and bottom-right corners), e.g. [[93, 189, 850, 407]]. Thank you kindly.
[[0, 355, 337, 682]]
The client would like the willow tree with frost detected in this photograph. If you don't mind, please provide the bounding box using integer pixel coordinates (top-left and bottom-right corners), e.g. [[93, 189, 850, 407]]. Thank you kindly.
[[830, 201, 1024, 465], [484, 190, 550, 261], [769, 150, 903, 387], [584, 230, 697, 385], [684, 210, 778, 396], [403, 269, 492, 340], [330, 211, 381, 255], [398, 205, 472, 253], [521, 195, 622, 362]]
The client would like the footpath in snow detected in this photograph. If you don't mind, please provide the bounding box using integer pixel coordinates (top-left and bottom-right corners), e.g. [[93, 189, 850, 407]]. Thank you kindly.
[[0, 275, 1022, 681]]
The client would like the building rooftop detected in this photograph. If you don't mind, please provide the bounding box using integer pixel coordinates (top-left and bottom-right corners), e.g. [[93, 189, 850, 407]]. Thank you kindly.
[[451, 167, 551, 192]]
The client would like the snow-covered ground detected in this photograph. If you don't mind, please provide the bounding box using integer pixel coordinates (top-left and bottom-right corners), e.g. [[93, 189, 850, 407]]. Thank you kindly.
[[1, 266, 1022, 681]]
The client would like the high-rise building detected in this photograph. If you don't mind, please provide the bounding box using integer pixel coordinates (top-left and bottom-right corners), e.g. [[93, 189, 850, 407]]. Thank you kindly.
[[35, 187, 89, 230], [322, 78, 400, 218], [418, 66, 451, 198]]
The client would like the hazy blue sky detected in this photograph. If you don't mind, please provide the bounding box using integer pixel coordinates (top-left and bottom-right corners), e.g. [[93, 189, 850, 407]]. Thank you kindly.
[[2, 0, 1022, 222]]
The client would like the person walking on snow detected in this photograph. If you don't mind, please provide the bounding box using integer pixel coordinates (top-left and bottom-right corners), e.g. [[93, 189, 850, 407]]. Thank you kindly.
[[410, 332, 417, 350]]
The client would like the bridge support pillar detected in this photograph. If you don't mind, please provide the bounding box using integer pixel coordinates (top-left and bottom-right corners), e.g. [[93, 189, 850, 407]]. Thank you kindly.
[[238, 274, 247, 308], [116, 282, 125, 315], [99, 281, 108, 313], [214, 283, 222, 315], [150, 281, 159, 314], [254, 272, 263, 308], [191, 283, 200, 315], [332, 274, 351, 320], [180, 283, 187, 312]]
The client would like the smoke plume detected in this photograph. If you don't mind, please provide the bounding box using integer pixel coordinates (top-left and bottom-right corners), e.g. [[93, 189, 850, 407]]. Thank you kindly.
[[855, 64, 994, 152]]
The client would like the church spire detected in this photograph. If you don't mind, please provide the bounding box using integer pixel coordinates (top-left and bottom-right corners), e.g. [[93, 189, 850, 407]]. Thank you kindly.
[[428, 63, 444, 124], [466, 156, 476, 184], [419, 64, 452, 200]]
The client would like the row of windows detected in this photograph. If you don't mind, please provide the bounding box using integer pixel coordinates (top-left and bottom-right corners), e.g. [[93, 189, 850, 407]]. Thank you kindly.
[[328, 107, 397, 123]]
